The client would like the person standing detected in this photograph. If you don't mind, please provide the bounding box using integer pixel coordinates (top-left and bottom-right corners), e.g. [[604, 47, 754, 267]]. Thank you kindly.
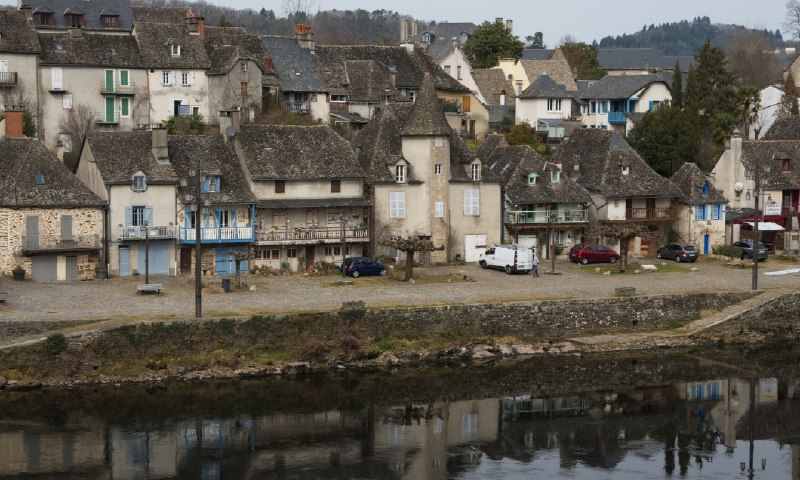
[[532, 250, 540, 277]]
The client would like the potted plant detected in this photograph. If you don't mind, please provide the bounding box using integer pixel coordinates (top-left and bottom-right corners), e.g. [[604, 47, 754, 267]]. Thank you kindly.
[[12, 265, 25, 281]]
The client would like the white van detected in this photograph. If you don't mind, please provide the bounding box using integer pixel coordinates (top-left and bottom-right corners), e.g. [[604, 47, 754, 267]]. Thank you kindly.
[[478, 244, 533, 274]]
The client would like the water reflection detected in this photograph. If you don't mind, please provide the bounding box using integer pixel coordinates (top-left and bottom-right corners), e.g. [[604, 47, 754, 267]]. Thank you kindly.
[[2, 352, 800, 479]]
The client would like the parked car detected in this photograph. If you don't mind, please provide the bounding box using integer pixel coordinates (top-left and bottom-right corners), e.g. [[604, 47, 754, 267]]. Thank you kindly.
[[341, 257, 387, 277], [656, 243, 698, 263], [733, 240, 768, 261], [568, 243, 619, 265], [478, 245, 533, 274]]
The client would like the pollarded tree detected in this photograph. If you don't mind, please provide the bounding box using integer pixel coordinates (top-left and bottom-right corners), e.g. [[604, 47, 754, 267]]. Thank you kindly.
[[590, 223, 660, 273], [379, 236, 444, 281], [782, 72, 799, 117], [463, 20, 524, 69]]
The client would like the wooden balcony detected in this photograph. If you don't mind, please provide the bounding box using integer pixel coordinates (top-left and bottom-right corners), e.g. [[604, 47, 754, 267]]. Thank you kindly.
[[623, 206, 676, 222], [118, 225, 178, 241], [21, 234, 100, 254], [505, 209, 588, 225], [255, 225, 369, 245]]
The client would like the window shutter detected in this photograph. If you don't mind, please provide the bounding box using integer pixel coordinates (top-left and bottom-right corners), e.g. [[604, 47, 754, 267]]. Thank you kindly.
[[120, 70, 129, 86], [462, 95, 471, 112], [214, 176, 221, 192], [144, 206, 154, 226], [648, 101, 654, 111], [190, 72, 196, 85], [125, 206, 133, 227], [202, 177, 210, 192], [61, 215, 73, 240], [121, 98, 129, 117]]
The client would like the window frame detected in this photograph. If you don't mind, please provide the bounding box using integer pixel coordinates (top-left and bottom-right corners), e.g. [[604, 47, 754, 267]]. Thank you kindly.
[[434, 164, 442, 175], [171, 44, 181, 57], [161, 71, 172, 86], [132, 174, 147, 192], [471, 163, 481, 181], [550, 170, 560, 183], [389, 191, 406, 218], [395, 164, 406, 183], [435, 200, 444, 218], [464, 188, 480, 216], [274, 180, 285, 193], [528, 172, 538, 185], [330, 179, 341, 193]]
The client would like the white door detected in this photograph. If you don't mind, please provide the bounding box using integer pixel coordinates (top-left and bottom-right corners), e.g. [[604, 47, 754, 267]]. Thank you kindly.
[[517, 235, 537, 251], [464, 234, 487, 262]]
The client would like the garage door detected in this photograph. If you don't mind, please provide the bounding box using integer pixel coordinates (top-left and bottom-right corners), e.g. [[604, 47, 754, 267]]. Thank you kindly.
[[464, 234, 487, 262], [137, 242, 170, 276], [32, 255, 57, 281], [517, 235, 537, 250], [66, 256, 78, 281]]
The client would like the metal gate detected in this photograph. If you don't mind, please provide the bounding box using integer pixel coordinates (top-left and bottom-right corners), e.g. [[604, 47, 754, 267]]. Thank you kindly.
[[31, 255, 57, 281], [65, 256, 78, 281], [464, 234, 487, 262]]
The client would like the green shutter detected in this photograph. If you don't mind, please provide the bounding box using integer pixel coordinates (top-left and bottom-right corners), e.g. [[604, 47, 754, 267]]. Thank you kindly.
[[105, 97, 115, 123], [105, 69, 114, 92], [120, 98, 129, 117], [120, 69, 129, 86]]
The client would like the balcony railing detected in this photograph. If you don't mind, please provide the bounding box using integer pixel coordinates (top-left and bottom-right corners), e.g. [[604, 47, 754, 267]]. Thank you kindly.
[[96, 112, 121, 124], [624, 206, 676, 221], [21, 234, 100, 253], [179, 226, 255, 244], [256, 225, 369, 244], [100, 81, 136, 95], [0, 72, 19, 86], [607, 111, 626, 124], [118, 225, 178, 241], [285, 102, 310, 113], [505, 209, 588, 225]]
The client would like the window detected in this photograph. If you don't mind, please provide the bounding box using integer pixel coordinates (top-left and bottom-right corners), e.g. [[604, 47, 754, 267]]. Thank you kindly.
[[35, 12, 55, 26], [435, 201, 444, 218], [35, 174, 46, 185], [331, 179, 341, 193], [528, 173, 538, 185], [161, 71, 172, 86], [434, 164, 442, 175], [556, 230, 566, 245], [622, 166, 630, 175], [131, 206, 146, 226], [435, 137, 443, 147], [132, 174, 146, 192], [59, 134, 73, 153], [62, 94, 73, 109], [240, 61, 248, 72], [471, 164, 481, 181], [102, 14, 120, 28], [395, 164, 406, 183], [201, 175, 220, 193], [601, 101, 608, 113], [444, 65, 451, 75], [330, 94, 347, 102], [457, 65, 462, 80], [547, 98, 562, 111], [287, 248, 297, 258], [120, 70, 129, 86], [422, 33, 431, 43], [66, 13, 84, 27], [590, 101, 596, 114], [464, 188, 480, 216], [171, 44, 181, 57], [275, 180, 285, 193], [51, 67, 63, 90], [181, 72, 192, 86], [783, 159, 793, 171], [324, 246, 333, 256], [649, 100, 661, 111], [255, 247, 278, 259], [551, 170, 560, 183], [120, 97, 130, 117], [390, 192, 406, 218], [694, 204, 707, 221], [61, 215, 73, 240], [702, 182, 709, 196], [711, 204, 722, 220]]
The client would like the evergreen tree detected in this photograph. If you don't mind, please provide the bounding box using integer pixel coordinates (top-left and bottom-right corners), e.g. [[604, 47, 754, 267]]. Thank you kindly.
[[463, 20, 524, 68], [684, 65, 700, 113], [559, 42, 606, 79], [672, 61, 683, 108], [782, 71, 799, 116], [629, 105, 700, 176]]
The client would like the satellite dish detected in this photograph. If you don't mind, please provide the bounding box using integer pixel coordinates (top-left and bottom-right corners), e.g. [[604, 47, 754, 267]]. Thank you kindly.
[[225, 127, 236, 138], [734, 182, 744, 193]]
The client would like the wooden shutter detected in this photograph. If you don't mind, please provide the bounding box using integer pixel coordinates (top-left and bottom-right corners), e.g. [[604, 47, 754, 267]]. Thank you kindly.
[[462, 95, 471, 112], [61, 215, 73, 240]]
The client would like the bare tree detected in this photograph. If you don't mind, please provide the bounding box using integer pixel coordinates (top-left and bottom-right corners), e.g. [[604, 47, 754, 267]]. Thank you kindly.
[[58, 103, 98, 160], [590, 223, 661, 272], [785, 0, 800, 40], [228, 250, 255, 288], [2, 85, 40, 136], [282, 0, 316, 17], [726, 30, 781, 88], [380, 236, 443, 281]]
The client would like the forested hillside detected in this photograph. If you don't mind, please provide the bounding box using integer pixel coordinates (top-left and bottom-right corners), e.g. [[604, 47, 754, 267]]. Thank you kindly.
[[598, 17, 784, 56]]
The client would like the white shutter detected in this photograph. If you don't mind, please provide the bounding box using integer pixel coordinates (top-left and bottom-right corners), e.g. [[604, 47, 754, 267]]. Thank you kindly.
[[190, 72, 196, 85], [464, 188, 480, 216], [435, 201, 444, 218], [390, 192, 405, 218], [51, 67, 62, 89]]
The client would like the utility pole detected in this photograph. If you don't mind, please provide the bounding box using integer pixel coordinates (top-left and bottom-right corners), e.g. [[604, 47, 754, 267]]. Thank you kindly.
[[194, 156, 202, 318], [340, 213, 347, 278]]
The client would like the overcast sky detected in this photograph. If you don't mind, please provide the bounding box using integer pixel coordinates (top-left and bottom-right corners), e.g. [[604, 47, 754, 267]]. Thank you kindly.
[[221, 0, 790, 45]]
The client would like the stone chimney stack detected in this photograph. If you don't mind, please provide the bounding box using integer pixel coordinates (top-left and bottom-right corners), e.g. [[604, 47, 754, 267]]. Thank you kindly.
[[495, 17, 503, 25], [506, 19, 513, 33], [515, 80, 523, 97], [295, 24, 315, 51], [19, 2, 32, 19], [411, 21, 418, 37], [185, 11, 205, 38], [151, 127, 169, 164], [400, 18, 408, 42], [3, 109, 24, 138]]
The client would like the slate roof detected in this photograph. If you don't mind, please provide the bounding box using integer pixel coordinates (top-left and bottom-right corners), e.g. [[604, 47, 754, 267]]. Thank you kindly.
[[167, 135, 256, 205], [471, 68, 515, 105], [519, 74, 572, 99], [402, 74, 452, 136], [597, 48, 693, 72], [261, 35, 327, 93], [25, 0, 133, 31], [521, 49, 555, 61], [482, 136, 592, 205], [0, 9, 41, 54], [740, 141, 800, 190], [134, 21, 210, 69], [204, 26, 267, 75], [521, 49, 577, 91], [407, 22, 476, 46], [85, 131, 178, 185], [580, 73, 671, 100], [553, 129, 682, 199], [235, 125, 363, 181], [670, 162, 727, 204], [423, 42, 454, 63], [313, 44, 469, 96], [487, 104, 515, 124], [0, 138, 105, 208], [38, 31, 143, 67], [762, 116, 800, 140], [131, 6, 191, 25]]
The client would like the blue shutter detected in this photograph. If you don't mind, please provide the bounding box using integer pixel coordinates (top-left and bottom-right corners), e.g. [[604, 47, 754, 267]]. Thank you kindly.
[[125, 206, 133, 227], [648, 101, 654, 111], [144, 206, 153, 226], [202, 177, 210, 193], [214, 176, 221, 192], [702, 205, 707, 220]]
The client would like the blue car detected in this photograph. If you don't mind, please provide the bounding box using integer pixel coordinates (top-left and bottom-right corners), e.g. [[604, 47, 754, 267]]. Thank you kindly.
[[341, 257, 387, 277], [734, 240, 768, 261]]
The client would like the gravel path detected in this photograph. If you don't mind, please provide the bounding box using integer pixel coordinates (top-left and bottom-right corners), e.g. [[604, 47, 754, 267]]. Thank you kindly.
[[1, 256, 798, 345]]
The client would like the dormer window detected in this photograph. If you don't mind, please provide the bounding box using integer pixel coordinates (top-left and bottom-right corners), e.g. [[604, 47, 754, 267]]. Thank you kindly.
[[201, 175, 220, 193], [34, 11, 55, 26], [395, 164, 406, 183], [622, 166, 630, 175], [65, 12, 85, 28], [35, 173, 46, 185], [459, 33, 469, 44], [102, 14, 120, 28], [132, 173, 147, 192], [550, 170, 560, 183], [702, 182, 709, 196], [528, 173, 538, 185], [422, 33, 431, 44], [471, 163, 481, 181], [171, 44, 182, 57], [783, 159, 793, 171]]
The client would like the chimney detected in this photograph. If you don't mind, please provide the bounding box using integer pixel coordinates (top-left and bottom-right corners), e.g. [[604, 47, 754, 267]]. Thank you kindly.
[[197, 17, 205, 38], [219, 110, 241, 141], [68, 27, 82, 38], [3, 109, 24, 138], [506, 19, 513, 33], [411, 21, 418, 37], [184, 11, 205, 37], [495, 17, 503, 25], [151, 127, 169, 164], [295, 24, 315, 51], [19, 2, 32, 19], [400, 18, 408, 42], [515, 80, 523, 97]]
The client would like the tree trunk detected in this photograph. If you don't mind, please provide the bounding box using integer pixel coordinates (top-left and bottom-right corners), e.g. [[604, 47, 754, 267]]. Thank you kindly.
[[619, 238, 629, 272], [404, 250, 415, 281]]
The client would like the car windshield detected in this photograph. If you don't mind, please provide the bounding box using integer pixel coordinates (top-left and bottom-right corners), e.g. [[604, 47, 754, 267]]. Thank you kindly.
[[683, 246, 697, 251]]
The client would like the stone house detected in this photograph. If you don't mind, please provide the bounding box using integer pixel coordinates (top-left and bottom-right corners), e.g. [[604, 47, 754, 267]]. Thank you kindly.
[[36, 30, 148, 150], [0, 110, 105, 280], [227, 116, 369, 272], [0, 9, 41, 118], [76, 129, 179, 277], [352, 75, 502, 264], [480, 134, 592, 258], [579, 73, 672, 134], [595, 48, 692, 76], [553, 129, 683, 256], [670, 162, 727, 255]]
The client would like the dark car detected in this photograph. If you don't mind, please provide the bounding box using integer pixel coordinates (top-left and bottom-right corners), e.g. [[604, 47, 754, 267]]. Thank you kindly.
[[568, 243, 619, 265], [341, 257, 387, 277], [733, 240, 768, 261], [657, 243, 698, 262]]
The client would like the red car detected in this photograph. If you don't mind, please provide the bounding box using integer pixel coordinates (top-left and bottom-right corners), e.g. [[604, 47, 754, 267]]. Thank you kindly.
[[569, 243, 619, 265]]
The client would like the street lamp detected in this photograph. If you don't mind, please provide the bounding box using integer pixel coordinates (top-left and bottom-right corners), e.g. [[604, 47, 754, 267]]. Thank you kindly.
[[548, 208, 558, 274]]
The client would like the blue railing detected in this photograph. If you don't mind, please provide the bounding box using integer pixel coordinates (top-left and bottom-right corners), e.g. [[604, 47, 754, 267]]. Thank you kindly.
[[607, 111, 626, 124]]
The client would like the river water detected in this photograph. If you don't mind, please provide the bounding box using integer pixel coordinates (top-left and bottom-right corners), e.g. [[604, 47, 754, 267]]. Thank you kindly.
[[1, 348, 799, 479]]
